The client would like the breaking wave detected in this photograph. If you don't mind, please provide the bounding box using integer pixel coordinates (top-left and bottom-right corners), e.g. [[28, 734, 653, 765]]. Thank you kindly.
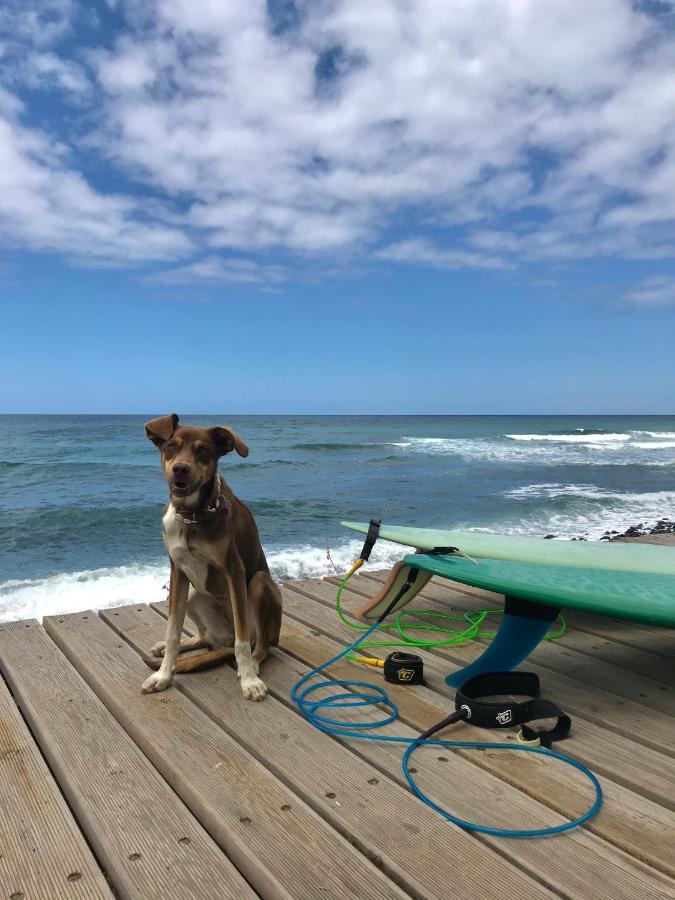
[[387, 431, 675, 465], [0, 539, 407, 623], [505, 433, 629, 443]]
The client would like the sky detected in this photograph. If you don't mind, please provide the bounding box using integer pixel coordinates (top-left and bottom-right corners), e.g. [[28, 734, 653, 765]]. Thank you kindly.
[[1, 0, 675, 414]]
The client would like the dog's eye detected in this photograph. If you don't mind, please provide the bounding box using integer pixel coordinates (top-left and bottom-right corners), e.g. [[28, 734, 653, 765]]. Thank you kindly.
[[197, 447, 210, 462], [165, 441, 177, 453]]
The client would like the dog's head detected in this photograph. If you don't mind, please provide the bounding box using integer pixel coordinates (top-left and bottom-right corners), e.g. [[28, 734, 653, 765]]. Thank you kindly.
[[145, 414, 248, 509]]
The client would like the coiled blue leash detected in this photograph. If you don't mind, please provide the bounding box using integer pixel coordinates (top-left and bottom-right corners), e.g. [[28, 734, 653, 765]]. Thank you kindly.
[[291, 599, 603, 838]]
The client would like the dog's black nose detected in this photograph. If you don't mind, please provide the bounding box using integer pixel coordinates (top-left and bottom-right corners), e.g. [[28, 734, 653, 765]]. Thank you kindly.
[[172, 463, 191, 477]]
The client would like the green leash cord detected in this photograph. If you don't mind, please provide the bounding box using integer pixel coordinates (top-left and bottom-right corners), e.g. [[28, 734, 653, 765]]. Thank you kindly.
[[335, 573, 567, 658]]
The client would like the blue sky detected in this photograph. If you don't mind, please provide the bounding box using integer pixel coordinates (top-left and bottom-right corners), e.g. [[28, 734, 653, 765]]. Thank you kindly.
[[1, 0, 675, 414]]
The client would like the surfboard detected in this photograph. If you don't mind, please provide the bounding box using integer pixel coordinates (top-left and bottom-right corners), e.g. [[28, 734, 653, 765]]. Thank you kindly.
[[341, 521, 675, 628], [404, 553, 675, 628], [341, 522, 675, 576]]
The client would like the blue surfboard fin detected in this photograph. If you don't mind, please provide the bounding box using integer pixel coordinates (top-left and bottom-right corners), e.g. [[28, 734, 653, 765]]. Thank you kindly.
[[445, 596, 561, 687]]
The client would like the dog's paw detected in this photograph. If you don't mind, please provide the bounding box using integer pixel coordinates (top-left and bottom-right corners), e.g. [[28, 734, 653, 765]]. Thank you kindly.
[[142, 671, 173, 694], [150, 640, 166, 658], [241, 676, 267, 701]]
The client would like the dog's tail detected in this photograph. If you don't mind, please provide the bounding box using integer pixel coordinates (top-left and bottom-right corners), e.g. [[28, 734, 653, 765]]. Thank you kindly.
[[143, 646, 235, 673]]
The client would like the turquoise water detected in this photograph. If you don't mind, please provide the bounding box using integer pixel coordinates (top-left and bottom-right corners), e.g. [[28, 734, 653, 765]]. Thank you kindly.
[[1, 414, 674, 620]]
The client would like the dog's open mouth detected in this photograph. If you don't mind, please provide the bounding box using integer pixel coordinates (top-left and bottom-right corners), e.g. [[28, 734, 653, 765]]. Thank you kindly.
[[170, 481, 191, 497]]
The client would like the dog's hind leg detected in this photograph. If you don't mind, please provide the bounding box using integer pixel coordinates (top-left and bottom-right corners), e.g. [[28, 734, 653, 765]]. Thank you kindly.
[[150, 634, 209, 658], [247, 571, 282, 673], [144, 591, 236, 674], [151, 587, 211, 657]]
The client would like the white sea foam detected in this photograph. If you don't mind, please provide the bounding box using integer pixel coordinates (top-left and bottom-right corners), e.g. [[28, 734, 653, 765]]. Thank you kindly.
[[497, 486, 675, 539], [266, 538, 408, 582], [395, 437, 463, 454], [387, 431, 675, 466], [505, 433, 629, 443], [504, 483, 609, 499], [0, 564, 169, 624], [505, 483, 675, 503], [393, 435, 614, 465], [0, 539, 408, 623]]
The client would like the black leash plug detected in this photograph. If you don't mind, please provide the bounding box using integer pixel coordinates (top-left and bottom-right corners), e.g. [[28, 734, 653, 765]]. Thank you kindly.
[[359, 517, 382, 562]]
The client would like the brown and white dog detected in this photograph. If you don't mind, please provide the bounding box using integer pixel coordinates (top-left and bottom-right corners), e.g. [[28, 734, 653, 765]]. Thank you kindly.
[[142, 414, 282, 700]]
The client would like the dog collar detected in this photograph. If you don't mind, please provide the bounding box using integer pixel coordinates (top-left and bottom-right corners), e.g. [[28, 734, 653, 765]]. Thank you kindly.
[[173, 477, 230, 525]]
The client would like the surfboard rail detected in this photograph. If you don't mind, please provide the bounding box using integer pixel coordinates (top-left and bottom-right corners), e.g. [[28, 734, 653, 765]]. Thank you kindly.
[[341, 521, 675, 575]]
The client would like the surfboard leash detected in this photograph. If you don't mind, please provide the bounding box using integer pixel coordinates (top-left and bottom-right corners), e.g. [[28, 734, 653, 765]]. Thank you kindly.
[[292, 519, 601, 837], [292, 557, 602, 837]]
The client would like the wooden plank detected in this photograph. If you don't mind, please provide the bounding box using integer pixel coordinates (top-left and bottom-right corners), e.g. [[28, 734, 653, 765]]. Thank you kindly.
[[43, 611, 409, 900], [548, 609, 674, 660], [537, 626, 675, 684], [106, 603, 555, 900], [279, 583, 675, 819], [150, 598, 675, 890], [359, 571, 675, 685], [306, 578, 675, 759], [0, 619, 255, 900], [0, 673, 113, 900]]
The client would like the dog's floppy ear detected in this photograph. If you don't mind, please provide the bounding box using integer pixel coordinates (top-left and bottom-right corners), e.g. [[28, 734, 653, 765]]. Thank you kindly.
[[145, 413, 179, 447], [209, 426, 249, 458]]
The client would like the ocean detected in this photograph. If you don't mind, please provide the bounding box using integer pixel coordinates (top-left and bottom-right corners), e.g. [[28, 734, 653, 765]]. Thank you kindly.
[[1, 414, 674, 622]]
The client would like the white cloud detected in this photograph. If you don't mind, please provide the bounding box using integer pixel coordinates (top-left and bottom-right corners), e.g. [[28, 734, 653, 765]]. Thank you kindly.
[[0, 0, 75, 47], [623, 275, 675, 309], [18, 53, 91, 95], [374, 238, 509, 271], [0, 109, 192, 263], [148, 255, 286, 286], [1, 0, 675, 282]]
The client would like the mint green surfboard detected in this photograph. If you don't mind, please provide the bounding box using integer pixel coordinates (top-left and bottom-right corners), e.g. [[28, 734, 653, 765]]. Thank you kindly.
[[341, 521, 675, 628]]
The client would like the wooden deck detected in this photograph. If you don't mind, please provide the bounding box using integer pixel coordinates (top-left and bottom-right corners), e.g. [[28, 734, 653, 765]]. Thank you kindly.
[[1, 571, 674, 899]]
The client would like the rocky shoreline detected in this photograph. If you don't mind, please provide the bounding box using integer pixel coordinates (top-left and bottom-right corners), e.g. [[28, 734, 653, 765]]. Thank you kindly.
[[600, 517, 675, 541], [544, 517, 675, 542]]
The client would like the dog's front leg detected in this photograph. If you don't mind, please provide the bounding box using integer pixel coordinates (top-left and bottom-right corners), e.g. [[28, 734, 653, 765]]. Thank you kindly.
[[142, 563, 189, 693], [227, 571, 268, 701]]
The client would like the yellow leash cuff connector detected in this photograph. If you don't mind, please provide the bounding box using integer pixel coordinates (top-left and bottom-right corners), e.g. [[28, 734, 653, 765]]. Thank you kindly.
[[352, 655, 385, 668]]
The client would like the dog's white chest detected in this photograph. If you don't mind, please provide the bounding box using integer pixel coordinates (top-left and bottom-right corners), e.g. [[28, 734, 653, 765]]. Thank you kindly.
[[162, 506, 210, 592]]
